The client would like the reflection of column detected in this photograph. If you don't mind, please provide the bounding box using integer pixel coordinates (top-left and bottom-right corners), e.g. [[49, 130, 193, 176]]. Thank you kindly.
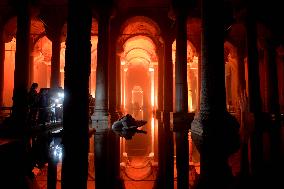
[[51, 31, 62, 88], [163, 113, 174, 188], [12, 1, 30, 123], [61, 0, 91, 188], [151, 117, 155, 153], [266, 39, 282, 172], [108, 31, 121, 189], [0, 28, 4, 106]]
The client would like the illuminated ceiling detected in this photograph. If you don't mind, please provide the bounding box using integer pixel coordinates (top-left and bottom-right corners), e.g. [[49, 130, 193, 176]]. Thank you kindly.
[[120, 16, 160, 69], [123, 35, 156, 68]]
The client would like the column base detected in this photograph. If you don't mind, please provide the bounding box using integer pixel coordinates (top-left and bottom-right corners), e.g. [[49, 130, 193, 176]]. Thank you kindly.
[[190, 112, 239, 188], [91, 111, 110, 131]]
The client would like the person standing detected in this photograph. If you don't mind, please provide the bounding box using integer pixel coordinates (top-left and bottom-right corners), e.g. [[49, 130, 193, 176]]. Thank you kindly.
[[27, 83, 39, 125]]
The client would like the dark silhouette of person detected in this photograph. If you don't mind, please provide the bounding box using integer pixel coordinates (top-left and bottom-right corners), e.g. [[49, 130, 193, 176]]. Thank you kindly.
[[38, 88, 50, 125], [27, 83, 39, 125], [112, 114, 147, 139]]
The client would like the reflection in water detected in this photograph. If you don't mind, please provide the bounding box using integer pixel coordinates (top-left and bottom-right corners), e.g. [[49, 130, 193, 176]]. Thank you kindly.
[[123, 110, 153, 156], [117, 110, 200, 188], [120, 110, 157, 184], [112, 113, 147, 140]]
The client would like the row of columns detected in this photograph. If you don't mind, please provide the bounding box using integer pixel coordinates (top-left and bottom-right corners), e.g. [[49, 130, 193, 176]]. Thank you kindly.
[[0, 1, 65, 188], [0, 14, 63, 109]]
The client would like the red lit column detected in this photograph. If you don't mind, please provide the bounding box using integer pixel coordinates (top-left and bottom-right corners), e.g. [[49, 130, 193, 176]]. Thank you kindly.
[[61, 0, 91, 188], [116, 49, 122, 113], [0, 27, 4, 106], [109, 33, 118, 115], [191, 0, 233, 187], [28, 40, 35, 86], [50, 30, 62, 88], [157, 46, 164, 114], [12, 1, 30, 124]]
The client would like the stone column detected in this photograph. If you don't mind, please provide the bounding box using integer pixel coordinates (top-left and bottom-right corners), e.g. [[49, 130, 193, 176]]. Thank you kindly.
[[163, 38, 173, 113], [122, 66, 127, 111], [237, 47, 246, 94], [50, 30, 62, 88], [150, 65, 154, 109], [197, 52, 201, 111], [158, 35, 174, 188], [28, 40, 35, 87], [266, 39, 282, 174], [109, 33, 118, 115], [175, 12, 188, 113], [12, 0, 30, 124], [237, 46, 250, 178], [108, 29, 122, 188], [0, 27, 4, 106], [164, 113, 174, 188], [245, 2, 263, 177], [61, 0, 92, 188], [116, 51, 122, 113], [92, 9, 111, 189], [173, 9, 190, 189], [191, 0, 233, 188], [157, 46, 164, 114], [156, 116, 165, 189]]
